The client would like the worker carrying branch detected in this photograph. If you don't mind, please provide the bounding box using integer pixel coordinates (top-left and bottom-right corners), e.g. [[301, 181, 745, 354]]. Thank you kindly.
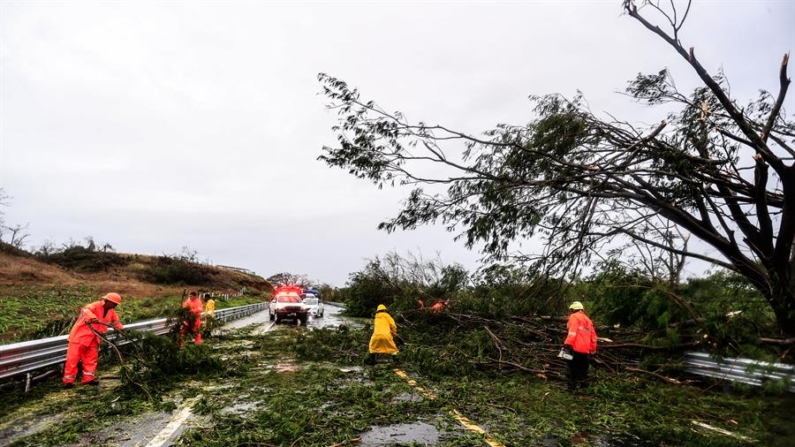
[[367, 304, 399, 365], [179, 290, 203, 346], [62, 293, 125, 388]]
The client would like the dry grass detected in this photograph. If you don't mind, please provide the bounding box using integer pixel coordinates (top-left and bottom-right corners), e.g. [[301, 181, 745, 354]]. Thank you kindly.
[[0, 252, 184, 298], [0, 252, 77, 285]]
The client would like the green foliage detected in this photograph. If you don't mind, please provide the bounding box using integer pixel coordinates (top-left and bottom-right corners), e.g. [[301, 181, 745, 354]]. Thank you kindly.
[[292, 320, 789, 446], [339, 252, 470, 318], [0, 285, 96, 343], [143, 254, 214, 285], [37, 245, 129, 273], [461, 263, 569, 318], [585, 260, 688, 330], [0, 284, 264, 343], [338, 260, 399, 317], [4, 314, 794, 446], [317, 6, 795, 334], [115, 330, 228, 398], [293, 326, 369, 364]]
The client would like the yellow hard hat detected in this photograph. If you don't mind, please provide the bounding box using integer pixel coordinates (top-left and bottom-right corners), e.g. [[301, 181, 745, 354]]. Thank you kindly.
[[103, 293, 122, 305], [377, 304, 387, 312], [569, 301, 584, 310]]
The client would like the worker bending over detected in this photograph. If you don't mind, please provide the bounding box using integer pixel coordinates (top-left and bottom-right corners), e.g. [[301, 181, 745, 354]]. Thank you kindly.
[[367, 304, 399, 365], [63, 293, 124, 387]]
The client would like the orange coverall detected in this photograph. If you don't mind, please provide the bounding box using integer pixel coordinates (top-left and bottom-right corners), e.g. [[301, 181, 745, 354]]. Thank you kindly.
[[430, 300, 449, 314], [180, 296, 204, 346], [563, 310, 597, 390], [63, 301, 123, 385], [564, 311, 597, 354]]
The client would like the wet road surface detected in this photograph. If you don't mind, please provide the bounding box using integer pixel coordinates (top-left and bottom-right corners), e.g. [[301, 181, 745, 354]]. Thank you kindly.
[[220, 302, 359, 334], [0, 304, 362, 447]]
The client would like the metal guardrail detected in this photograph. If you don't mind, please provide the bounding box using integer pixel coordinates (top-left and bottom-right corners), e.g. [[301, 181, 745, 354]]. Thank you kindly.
[[0, 303, 266, 381], [685, 351, 795, 392]]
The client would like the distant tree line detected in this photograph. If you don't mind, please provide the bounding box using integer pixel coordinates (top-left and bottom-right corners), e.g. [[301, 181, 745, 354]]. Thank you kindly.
[[337, 250, 786, 361]]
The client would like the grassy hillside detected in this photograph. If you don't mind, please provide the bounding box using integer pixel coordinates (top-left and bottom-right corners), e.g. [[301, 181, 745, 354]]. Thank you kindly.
[[0, 244, 271, 343]]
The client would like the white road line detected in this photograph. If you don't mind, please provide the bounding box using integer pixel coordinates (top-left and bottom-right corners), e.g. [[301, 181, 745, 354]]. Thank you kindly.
[[144, 395, 201, 447]]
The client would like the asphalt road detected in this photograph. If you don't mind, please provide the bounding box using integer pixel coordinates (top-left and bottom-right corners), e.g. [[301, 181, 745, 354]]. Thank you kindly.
[[220, 302, 358, 334]]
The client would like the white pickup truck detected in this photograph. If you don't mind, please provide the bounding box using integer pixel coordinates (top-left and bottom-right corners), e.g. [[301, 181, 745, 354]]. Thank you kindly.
[[268, 286, 310, 325]]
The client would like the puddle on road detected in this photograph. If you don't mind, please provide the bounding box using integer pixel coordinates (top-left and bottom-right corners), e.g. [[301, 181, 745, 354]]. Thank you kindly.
[[221, 401, 262, 414], [261, 362, 299, 373], [390, 392, 424, 403], [359, 421, 440, 446]]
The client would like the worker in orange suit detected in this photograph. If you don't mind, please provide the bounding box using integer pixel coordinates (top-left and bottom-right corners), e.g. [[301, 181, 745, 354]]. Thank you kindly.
[[63, 293, 124, 388], [562, 301, 598, 391], [430, 299, 450, 314], [179, 290, 203, 346]]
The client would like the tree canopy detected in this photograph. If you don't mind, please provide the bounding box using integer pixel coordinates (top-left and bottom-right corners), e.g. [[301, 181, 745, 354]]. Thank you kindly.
[[318, 1, 795, 334]]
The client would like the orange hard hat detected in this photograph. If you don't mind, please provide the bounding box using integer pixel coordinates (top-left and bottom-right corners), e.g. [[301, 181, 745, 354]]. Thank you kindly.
[[103, 293, 122, 305]]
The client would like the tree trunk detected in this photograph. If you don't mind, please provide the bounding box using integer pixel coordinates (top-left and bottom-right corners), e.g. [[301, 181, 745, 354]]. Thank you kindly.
[[769, 288, 795, 336]]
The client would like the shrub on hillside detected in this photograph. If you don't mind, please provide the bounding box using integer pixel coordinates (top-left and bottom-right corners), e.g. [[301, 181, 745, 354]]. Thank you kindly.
[[142, 254, 214, 285], [38, 245, 130, 272], [0, 241, 33, 257]]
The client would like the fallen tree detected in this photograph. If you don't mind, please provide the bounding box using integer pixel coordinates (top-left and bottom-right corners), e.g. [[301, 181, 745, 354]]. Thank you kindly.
[[319, 0, 795, 335]]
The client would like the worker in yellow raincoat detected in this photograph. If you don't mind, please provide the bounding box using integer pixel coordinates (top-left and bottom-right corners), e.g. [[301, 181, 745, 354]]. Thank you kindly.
[[367, 304, 398, 365], [202, 293, 216, 339]]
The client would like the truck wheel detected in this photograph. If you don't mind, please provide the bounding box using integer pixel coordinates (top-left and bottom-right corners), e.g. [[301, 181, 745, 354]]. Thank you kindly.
[[299, 315, 308, 326], [269, 311, 275, 321]]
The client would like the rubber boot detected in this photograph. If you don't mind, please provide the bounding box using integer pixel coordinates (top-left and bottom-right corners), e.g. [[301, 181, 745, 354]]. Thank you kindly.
[[367, 353, 377, 365]]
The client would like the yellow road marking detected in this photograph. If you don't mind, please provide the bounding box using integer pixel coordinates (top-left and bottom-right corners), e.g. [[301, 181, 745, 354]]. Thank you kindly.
[[450, 410, 506, 447], [393, 368, 506, 447], [393, 368, 437, 399]]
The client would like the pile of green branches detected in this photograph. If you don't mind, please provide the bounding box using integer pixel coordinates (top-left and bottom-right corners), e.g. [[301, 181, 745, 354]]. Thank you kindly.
[[97, 309, 238, 399]]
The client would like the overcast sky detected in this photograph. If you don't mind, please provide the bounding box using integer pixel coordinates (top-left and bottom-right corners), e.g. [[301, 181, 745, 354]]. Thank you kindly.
[[1, 1, 793, 286]]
